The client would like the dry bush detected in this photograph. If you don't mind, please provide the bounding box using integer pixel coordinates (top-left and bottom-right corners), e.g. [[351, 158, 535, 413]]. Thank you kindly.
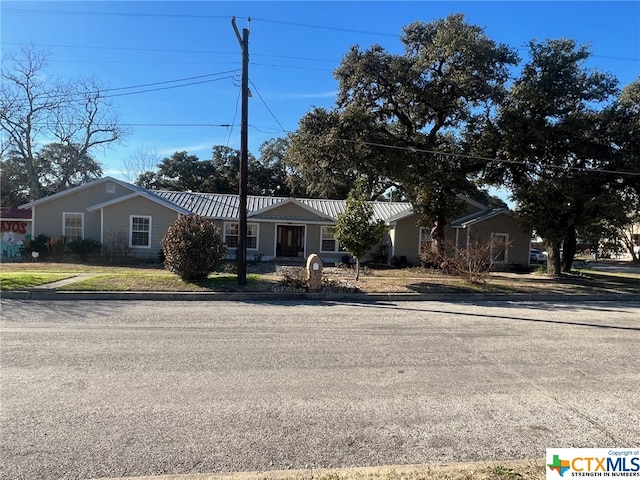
[[46, 236, 65, 260], [421, 238, 509, 284], [102, 230, 131, 263], [276, 266, 308, 289]]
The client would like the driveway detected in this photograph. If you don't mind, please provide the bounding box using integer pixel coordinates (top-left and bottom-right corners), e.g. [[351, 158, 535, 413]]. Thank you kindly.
[[588, 259, 640, 274], [1, 299, 639, 480]]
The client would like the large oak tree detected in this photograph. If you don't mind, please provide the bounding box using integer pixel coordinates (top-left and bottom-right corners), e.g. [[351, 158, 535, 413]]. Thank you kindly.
[[286, 14, 518, 243], [137, 144, 292, 196], [479, 39, 620, 275]]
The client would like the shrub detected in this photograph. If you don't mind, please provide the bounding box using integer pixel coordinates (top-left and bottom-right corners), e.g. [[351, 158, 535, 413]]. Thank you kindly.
[[223, 262, 238, 274], [46, 236, 66, 260], [67, 238, 102, 261], [161, 215, 227, 282], [22, 234, 49, 259], [276, 266, 308, 289]]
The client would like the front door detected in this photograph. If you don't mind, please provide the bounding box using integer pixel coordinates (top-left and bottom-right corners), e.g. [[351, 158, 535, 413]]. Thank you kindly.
[[277, 225, 304, 257]]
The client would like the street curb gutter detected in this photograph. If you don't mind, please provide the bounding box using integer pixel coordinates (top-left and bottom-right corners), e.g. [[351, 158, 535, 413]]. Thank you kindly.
[[92, 459, 547, 480], [1, 289, 638, 302]]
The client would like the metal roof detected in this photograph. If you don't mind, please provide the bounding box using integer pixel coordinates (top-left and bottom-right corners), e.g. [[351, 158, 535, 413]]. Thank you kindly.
[[450, 208, 511, 228], [153, 191, 413, 222], [0, 207, 32, 220], [15, 176, 502, 226]]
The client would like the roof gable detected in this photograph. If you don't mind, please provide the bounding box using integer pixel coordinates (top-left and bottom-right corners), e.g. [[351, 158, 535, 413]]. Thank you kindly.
[[249, 198, 334, 222], [18, 176, 141, 209], [87, 191, 191, 215], [450, 208, 512, 228]]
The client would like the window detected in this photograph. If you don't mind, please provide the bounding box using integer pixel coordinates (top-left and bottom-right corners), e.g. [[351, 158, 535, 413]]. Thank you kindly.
[[419, 227, 432, 254], [224, 223, 239, 248], [130, 216, 151, 248], [491, 233, 509, 263], [224, 222, 258, 249], [106, 182, 116, 194], [63, 212, 83, 241], [321, 226, 338, 252]]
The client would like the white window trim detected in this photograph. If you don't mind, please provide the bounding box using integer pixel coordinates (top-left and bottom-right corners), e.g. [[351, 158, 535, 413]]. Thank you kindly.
[[223, 222, 238, 249], [319, 225, 339, 253], [418, 226, 433, 254], [223, 222, 259, 250], [129, 215, 152, 249], [62, 212, 84, 241], [491, 232, 509, 263], [106, 182, 116, 193]]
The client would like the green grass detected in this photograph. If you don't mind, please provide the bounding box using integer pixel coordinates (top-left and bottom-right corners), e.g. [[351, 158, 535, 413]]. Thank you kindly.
[[55, 272, 265, 292], [0, 273, 74, 290], [0, 263, 269, 292], [1, 261, 639, 294], [582, 268, 640, 280], [492, 465, 523, 478]]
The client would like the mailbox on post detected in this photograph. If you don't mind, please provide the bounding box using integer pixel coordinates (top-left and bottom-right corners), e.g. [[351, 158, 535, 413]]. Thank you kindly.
[[306, 254, 323, 293]]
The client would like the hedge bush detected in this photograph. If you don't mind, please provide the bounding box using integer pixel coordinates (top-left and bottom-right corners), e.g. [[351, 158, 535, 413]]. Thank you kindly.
[[161, 215, 227, 282]]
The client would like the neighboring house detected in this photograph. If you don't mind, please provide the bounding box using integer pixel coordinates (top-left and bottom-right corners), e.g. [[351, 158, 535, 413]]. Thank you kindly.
[[18, 176, 531, 269], [0, 207, 33, 261]]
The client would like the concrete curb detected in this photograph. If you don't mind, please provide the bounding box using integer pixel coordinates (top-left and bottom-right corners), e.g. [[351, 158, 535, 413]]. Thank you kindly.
[[91, 458, 547, 480], [2, 289, 638, 302]]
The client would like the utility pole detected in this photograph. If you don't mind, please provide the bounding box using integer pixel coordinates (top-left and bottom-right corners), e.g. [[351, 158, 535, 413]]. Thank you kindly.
[[231, 16, 249, 285]]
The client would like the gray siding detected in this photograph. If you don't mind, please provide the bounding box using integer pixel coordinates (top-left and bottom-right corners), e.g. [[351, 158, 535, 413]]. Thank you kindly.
[[463, 214, 530, 268], [32, 181, 134, 241], [392, 214, 423, 265], [102, 196, 180, 259]]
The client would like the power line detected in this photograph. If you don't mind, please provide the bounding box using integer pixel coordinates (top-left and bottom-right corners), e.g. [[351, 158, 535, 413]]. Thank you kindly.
[[50, 59, 239, 66], [30, 123, 236, 128], [6, 41, 637, 74], [101, 77, 236, 98], [250, 17, 398, 38], [224, 90, 242, 148], [5, 12, 639, 64], [247, 85, 616, 181], [4, 41, 340, 65], [3, 8, 245, 20], [2, 41, 237, 56], [119, 123, 236, 127], [4, 8, 396, 37], [249, 81, 294, 142], [249, 125, 286, 135], [334, 137, 640, 177], [39, 72, 238, 101], [103, 71, 239, 94]]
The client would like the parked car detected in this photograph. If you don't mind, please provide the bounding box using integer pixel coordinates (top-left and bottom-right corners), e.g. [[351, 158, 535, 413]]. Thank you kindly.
[[530, 249, 547, 263]]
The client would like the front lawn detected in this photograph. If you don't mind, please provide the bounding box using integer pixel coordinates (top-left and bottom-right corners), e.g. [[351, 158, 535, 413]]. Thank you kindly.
[[1, 261, 638, 295], [0, 272, 75, 290], [56, 272, 271, 292]]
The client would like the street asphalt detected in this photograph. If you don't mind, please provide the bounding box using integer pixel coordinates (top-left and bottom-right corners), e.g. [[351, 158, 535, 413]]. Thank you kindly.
[[1, 299, 639, 480]]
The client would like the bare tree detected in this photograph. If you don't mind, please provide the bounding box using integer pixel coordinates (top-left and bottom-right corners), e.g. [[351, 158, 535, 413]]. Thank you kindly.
[[122, 144, 161, 182], [0, 46, 125, 200]]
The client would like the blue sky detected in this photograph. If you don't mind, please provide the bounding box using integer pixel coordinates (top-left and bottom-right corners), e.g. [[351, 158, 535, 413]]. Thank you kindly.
[[2, 1, 639, 185]]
